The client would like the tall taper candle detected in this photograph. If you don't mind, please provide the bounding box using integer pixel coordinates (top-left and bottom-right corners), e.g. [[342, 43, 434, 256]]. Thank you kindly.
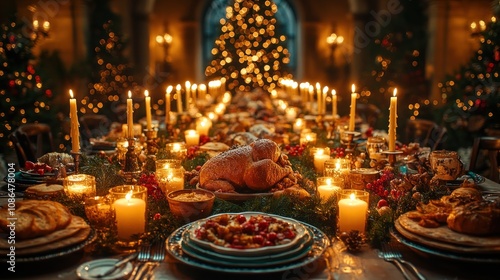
[[388, 88, 398, 151], [69, 90, 80, 152], [144, 90, 152, 130], [176, 84, 183, 114], [322, 86, 328, 115], [331, 89, 337, 118], [349, 84, 357, 132], [165, 86, 172, 125], [127, 91, 134, 138], [185, 81, 191, 111]]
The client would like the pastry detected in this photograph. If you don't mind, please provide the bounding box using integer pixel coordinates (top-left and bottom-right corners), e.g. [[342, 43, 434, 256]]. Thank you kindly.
[[447, 200, 500, 236], [24, 183, 64, 199]]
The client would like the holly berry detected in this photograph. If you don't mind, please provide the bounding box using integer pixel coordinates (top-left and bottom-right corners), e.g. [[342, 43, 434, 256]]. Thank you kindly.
[[377, 199, 388, 208]]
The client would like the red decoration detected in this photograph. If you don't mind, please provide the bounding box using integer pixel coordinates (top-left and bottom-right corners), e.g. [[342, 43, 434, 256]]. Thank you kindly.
[[27, 64, 35, 75], [495, 48, 500, 61], [45, 89, 52, 98]]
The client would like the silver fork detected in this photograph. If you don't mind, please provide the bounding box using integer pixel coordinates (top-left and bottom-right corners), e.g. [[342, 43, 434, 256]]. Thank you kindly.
[[129, 242, 151, 280], [140, 240, 166, 280], [380, 243, 426, 280]]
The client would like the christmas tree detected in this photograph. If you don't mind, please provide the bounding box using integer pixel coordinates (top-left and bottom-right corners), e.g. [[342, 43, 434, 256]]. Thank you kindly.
[[360, 0, 428, 129], [0, 17, 54, 152], [85, 0, 136, 121], [205, 0, 291, 94], [438, 7, 500, 149]]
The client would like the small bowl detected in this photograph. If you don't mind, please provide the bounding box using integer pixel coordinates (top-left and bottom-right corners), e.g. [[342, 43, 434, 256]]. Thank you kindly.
[[167, 189, 215, 222]]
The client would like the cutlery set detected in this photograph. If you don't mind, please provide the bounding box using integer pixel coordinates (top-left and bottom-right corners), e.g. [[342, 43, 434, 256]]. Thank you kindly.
[[379, 242, 426, 280]]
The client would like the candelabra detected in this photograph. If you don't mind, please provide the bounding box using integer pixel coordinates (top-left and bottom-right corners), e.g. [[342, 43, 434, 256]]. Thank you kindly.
[[70, 151, 82, 174], [144, 129, 158, 157]]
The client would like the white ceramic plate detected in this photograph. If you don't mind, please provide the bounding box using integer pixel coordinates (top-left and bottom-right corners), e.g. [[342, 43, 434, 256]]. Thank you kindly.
[[188, 212, 308, 256], [76, 258, 133, 280]]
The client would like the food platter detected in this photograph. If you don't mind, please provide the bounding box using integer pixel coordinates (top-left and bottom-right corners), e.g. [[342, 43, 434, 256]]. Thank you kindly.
[[167, 212, 330, 274], [391, 228, 500, 263], [187, 212, 309, 256]]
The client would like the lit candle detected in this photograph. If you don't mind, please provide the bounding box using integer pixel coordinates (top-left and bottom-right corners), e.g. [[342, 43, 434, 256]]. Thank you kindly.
[[317, 177, 341, 202], [191, 83, 197, 104], [349, 84, 357, 132], [199, 83, 206, 100], [165, 86, 172, 125], [196, 117, 212, 136], [300, 132, 317, 145], [388, 88, 398, 151], [127, 91, 134, 138], [316, 82, 321, 114], [69, 89, 80, 152], [184, 129, 199, 147], [331, 89, 337, 118], [293, 118, 304, 134], [114, 191, 146, 241], [64, 174, 96, 198], [322, 86, 328, 115], [185, 81, 191, 111], [313, 148, 331, 174], [338, 191, 368, 233], [176, 84, 183, 114], [156, 169, 184, 194], [144, 90, 152, 130]]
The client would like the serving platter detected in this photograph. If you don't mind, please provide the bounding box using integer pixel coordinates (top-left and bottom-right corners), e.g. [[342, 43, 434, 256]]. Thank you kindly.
[[187, 212, 309, 256], [391, 228, 500, 263], [167, 215, 330, 274]]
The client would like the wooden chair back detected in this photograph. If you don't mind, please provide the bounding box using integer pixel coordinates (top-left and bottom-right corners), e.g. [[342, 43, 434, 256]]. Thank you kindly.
[[469, 136, 500, 183], [15, 123, 55, 164], [405, 119, 447, 150]]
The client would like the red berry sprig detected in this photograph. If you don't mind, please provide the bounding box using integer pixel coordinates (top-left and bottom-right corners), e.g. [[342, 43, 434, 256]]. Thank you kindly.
[[139, 173, 164, 200], [331, 147, 346, 158], [283, 144, 306, 156], [365, 170, 394, 199]]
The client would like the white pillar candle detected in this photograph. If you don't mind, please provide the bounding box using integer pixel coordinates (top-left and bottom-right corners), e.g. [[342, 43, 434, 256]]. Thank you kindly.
[[316, 82, 321, 114], [144, 90, 152, 130], [196, 117, 212, 136], [184, 129, 199, 147], [185, 81, 191, 111], [349, 84, 357, 132], [191, 83, 197, 104], [69, 89, 80, 152], [317, 177, 341, 202], [293, 118, 304, 134], [322, 86, 328, 115], [114, 192, 146, 241], [388, 88, 398, 151], [338, 191, 368, 233], [127, 91, 134, 138], [313, 148, 331, 174]]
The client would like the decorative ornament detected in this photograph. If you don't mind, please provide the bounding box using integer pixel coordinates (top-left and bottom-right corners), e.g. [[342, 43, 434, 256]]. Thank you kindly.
[[495, 46, 500, 61], [339, 230, 366, 252]]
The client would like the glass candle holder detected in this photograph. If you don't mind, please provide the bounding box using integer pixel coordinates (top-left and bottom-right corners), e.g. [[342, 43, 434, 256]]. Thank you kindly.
[[196, 116, 212, 136], [348, 168, 380, 190], [165, 142, 187, 160], [156, 159, 185, 194], [293, 118, 305, 134], [84, 196, 113, 229], [184, 129, 200, 147], [63, 174, 96, 199], [338, 190, 369, 233], [316, 176, 342, 202], [366, 136, 387, 160], [109, 185, 147, 246]]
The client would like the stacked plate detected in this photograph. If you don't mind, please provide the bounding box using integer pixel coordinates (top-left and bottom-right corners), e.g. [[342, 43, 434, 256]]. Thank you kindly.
[[167, 212, 330, 274]]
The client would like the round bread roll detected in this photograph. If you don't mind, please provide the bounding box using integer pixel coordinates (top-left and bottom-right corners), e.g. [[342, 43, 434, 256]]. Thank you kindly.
[[25, 183, 64, 199], [447, 200, 500, 236], [441, 187, 482, 207]]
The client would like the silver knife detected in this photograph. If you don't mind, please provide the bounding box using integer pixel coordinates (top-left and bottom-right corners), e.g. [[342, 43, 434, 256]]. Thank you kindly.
[[93, 252, 138, 278]]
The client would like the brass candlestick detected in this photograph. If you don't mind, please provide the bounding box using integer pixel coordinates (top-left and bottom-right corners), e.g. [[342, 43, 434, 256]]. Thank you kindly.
[[341, 131, 361, 154], [144, 129, 158, 156], [120, 137, 141, 183], [382, 150, 403, 166], [70, 151, 82, 174]]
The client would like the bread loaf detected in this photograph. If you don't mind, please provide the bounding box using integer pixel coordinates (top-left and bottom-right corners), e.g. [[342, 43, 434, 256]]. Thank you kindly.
[[447, 200, 500, 236]]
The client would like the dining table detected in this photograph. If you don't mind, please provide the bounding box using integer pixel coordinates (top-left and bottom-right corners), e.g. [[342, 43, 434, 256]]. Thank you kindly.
[[1, 175, 499, 280]]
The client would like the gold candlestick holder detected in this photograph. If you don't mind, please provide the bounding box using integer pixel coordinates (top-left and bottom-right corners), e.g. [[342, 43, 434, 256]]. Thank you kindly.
[[341, 131, 361, 154], [120, 137, 141, 183], [70, 151, 82, 174], [382, 150, 403, 166], [144, 129, 158, 156]]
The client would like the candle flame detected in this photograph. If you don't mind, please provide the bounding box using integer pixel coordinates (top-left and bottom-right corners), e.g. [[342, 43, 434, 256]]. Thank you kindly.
[[128, 90, 132, 99], [315, 149, 324, 156], [185, 81, 191, 88], [191, 84, 197, 90], [69, 89, 74, 98], [332, 89, 336, 96], [350, 193, 356, 200], [176, 84, 181, 91], [173, 143, 181, 151], [125, 191, 133, 200], [322, 86, 329, 94], [326, 178, 332, 185], [393, 88, 397, 97], [316, 82, 320, 90], [144, 90, 149, 97], [351, 84, 356, 93], [166, 85, 173, 94]]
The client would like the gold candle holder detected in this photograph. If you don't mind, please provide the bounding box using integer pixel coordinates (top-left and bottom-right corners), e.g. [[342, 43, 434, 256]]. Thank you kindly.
[[165, 142, 187, 160], [155, 159, 185, 194], [84, 196, 114, 229], [144, 128, 158, 156], [63, 174, 96, 199], [316, 176, 342, 202], [120, 137, 141, 183]]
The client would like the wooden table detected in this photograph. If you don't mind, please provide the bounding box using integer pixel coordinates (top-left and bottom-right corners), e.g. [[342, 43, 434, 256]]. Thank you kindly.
[[2, 178, 499, 279]]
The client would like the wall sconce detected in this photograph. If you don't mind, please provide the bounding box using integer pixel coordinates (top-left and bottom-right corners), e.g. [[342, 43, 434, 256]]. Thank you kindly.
[[470, 20, 486, 37], [156, 33, 173, 61], [326, 33, 344, 48], [32, 20, 50, 39]]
